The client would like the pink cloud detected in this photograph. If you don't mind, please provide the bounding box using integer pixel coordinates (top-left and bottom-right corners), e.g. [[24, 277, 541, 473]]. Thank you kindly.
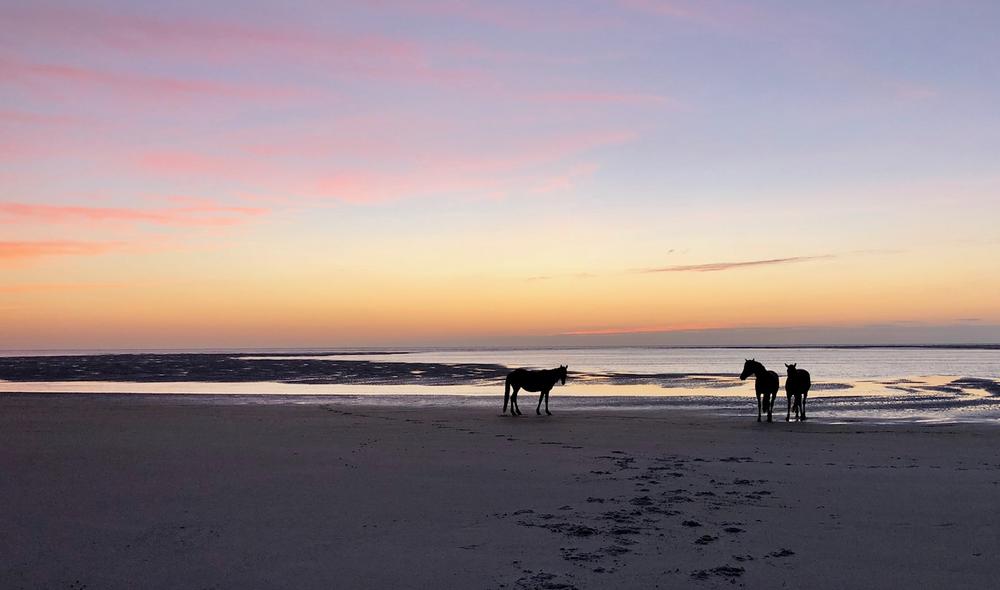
[[1, 6, 482, 89], [0, 56, 300, 103], [0, 109, 83, 126], [311, 130, 635, 203], [135, 151, 244, 178], [532, 162, 601, 194], [0, 282, 125, 294], [125, 127, 636, 204], [0, 240, 123, 261], [0, 201, 267, 227], [312, 170, 508, 204], [3, 5, 420, 65]]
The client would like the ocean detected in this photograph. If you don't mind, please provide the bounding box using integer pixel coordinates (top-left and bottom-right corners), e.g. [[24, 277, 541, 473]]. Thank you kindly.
[[1, 346, 998, 423]]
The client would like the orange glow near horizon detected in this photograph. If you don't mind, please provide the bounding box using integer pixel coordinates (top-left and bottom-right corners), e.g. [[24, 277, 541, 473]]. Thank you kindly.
[[3, 3, 1000, 348]]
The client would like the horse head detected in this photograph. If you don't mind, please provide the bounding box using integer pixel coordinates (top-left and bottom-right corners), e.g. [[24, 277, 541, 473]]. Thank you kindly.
[[785, 363, 796, 375], [559, 364, 568, 385], [740, 358, 758, 380]]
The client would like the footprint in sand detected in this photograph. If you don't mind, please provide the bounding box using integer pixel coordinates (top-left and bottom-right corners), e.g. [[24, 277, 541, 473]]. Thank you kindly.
[[691, 565, 744, 580], [511, 570, 578, 590]]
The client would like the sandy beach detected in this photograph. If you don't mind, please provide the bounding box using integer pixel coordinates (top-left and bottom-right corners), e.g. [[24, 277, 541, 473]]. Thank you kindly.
[[2, 394, 998, 589]]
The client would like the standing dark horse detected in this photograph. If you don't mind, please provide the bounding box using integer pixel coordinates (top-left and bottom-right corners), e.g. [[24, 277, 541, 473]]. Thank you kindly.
[[740, 359, 780, 422], [503, 365, 567, 416], [784, 363, 811, 421]]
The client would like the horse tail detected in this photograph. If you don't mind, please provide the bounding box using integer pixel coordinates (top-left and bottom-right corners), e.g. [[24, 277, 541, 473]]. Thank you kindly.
[[503, 375, 511, 414]]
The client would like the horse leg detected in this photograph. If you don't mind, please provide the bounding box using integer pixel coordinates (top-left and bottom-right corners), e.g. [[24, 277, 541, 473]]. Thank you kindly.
[[512, 387, 521, 416], [766, 392, 774, 422], [536, 390, 543, 415], [786, 394, 792, 421], [544, 390, 551, 416], [756, 393, 762, 422], [801, 394, 807, 421]]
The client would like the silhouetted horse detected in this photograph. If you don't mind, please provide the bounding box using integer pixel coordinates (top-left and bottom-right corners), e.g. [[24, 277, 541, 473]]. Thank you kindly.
[[503, 365, 567, 416], [784, 363, 811, 421], [740, 359, 779, 422]]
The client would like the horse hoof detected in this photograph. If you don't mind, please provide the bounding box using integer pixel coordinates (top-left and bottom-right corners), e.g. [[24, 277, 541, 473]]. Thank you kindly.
[[536, 410, 541, 415], [545, 411, 552, 416]]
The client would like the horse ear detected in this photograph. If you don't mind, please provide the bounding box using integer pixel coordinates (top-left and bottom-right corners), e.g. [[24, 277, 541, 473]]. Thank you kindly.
[[785, 363, 790, 368]]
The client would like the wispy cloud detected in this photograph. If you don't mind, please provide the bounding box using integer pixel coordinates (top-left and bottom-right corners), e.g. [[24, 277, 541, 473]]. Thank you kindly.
[[531, 162, 600, 195], [0, 240, 123, 261], [128, 129, 635, 204], [0, 109, 83, 126], [639, 255, 836, 274], [0, 282, 125, 294], [1, 5, 481, 89], [3, 5, 420, 64], [0, 201, 267, 227], [0, 56, 300, 103]]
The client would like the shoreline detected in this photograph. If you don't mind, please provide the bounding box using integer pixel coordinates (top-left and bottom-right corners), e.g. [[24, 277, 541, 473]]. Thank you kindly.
[[2, 386, 1000, 425]]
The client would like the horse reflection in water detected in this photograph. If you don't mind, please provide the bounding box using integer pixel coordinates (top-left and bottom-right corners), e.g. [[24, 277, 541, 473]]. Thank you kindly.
[[740, 359, 780, 422], [503, 365, 568, 416]]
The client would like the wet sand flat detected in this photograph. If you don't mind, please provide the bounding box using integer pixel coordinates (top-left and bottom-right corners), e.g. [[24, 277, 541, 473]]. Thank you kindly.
[[1, 394, 998, 589]]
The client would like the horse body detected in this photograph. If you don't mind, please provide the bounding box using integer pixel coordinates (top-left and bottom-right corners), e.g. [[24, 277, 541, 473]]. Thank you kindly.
[[503, 365, 567, 416], [784, 364, 811, 421], [740, 359, 780, 422]]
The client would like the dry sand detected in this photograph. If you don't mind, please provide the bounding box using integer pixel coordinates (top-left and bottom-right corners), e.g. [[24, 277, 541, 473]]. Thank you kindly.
[[1, 394, 998, 589]]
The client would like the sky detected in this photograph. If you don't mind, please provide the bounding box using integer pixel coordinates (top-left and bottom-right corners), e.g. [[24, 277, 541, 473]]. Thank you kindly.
[[2, 0, 999, 349]]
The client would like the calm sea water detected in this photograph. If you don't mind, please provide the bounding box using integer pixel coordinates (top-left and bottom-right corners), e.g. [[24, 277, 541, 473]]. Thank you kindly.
[[1, 347, 998, 423], [245, 346, 1000, 381]]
